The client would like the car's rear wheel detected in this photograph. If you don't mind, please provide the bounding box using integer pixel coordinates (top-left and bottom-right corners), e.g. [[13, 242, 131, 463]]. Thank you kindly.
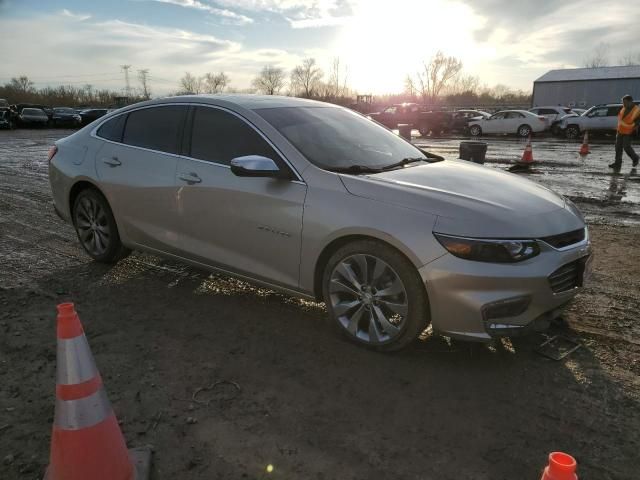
[[72, 188, 130, 263], [419, 124, 430, 137], [322, 240, 429, 352], [565, 125, 580, 139], [517, 124, 532, 137], [469, 125, 482, 136]]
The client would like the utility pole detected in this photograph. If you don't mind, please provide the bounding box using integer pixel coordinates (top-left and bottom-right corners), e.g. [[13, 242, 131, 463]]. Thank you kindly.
[[121, 65, 132, 98], [138, 69, 150, 99]]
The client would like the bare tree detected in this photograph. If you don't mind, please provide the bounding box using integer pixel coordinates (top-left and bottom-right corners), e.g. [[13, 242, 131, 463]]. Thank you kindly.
[[447, 74, 480, 96], [202, 72, 230, 94], [252, 65, 286, 95], [179, 72, 201, 94], [8, 76, 35, 93], [413, 51, 463, 104], [583, 42, 610, 68], [404, 75, 417, 98], [138, 69, 151, 99], [327, 57, 349, 98], [619, 51, 640, 66], [290, 58, 323, 97]]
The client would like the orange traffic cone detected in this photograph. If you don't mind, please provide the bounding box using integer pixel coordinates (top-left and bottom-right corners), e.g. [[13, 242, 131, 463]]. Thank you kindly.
[[45, 303, 151, 480], [579, 131, 590, 156], [540, 452, 578, 480], [521, 135, 534, 164]]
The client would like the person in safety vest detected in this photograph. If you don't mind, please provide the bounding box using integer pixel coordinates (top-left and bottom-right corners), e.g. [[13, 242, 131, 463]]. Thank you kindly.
[[609, 94, 640, 170]]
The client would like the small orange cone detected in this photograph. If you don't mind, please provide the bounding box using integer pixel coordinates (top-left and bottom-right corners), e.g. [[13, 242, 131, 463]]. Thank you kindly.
[[521, 135, 534, 164], [540, 452, 578, 480], [579, 131, 590, 156], [45, 303, 150, 480]]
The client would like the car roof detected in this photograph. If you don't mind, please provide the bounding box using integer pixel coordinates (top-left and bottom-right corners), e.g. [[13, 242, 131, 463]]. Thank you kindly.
[[117, 94, 337, 113]]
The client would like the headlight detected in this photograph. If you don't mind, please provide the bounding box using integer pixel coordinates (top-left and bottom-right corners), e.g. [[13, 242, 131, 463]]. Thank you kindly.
[[434, 233, 540, 263]]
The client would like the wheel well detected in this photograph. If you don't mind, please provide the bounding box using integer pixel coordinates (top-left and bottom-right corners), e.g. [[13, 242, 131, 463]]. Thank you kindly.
[[68, 181, 99, 216], [312, 234, 418, 301]]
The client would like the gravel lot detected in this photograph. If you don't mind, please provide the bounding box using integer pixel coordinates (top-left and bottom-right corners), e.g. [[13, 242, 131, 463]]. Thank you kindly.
[[1, 128, 639, 479]]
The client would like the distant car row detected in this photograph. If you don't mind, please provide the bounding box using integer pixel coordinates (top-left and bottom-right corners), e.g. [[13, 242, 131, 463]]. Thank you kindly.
[[0, 102, 113, 130], [366, 102, 636, 138]]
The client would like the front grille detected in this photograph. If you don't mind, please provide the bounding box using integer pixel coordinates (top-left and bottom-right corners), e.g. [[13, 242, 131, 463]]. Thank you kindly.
[[541, 228, 585, 249], [548, 258, 586, 293]]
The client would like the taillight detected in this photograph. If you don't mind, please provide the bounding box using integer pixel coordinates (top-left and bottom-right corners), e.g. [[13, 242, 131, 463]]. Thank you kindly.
[[47, 145, 58, 163]]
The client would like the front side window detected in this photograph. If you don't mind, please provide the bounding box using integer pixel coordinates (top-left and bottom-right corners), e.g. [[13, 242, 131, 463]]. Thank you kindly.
[[189, 107, 280, 166], [256, 106, 429, 171], [588, 108, 608, 118], [122, 105, 187, 154], [383, 107, 397, 114]]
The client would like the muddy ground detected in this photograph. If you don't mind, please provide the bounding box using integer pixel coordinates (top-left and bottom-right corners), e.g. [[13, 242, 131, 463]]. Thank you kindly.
[[0, 129, 639, 479]]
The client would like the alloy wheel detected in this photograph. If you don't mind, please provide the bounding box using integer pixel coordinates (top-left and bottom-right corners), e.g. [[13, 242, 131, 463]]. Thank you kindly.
[[328, 254, 408, 345], [75, 196, 111, 257]]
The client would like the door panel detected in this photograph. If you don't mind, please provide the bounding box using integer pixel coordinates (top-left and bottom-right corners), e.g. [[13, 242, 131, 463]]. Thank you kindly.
[[175, 159, 306, 288], [94, 105, 187, 254], [95, 143, 182, 253]]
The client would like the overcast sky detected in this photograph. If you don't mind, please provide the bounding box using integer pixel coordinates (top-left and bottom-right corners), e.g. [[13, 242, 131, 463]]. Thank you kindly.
[[1, 0, 639, 95]]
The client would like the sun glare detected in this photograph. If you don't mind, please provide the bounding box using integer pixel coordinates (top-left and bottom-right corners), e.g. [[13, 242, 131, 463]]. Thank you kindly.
[[334, 0, 489, 94]]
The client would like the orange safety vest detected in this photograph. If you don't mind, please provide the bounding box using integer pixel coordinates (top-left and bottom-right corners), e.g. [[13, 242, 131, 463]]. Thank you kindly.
[[618, 104, 640, 134]]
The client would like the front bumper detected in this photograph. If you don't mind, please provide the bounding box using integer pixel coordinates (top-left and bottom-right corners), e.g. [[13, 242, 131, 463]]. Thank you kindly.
[[419, 238, 592, 341]]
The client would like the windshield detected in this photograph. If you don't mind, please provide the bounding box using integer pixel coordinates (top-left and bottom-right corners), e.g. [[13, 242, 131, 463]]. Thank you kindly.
[[55, 108, 75, 114], [256, 106, 428, 171], [23, 108, 44, 115]]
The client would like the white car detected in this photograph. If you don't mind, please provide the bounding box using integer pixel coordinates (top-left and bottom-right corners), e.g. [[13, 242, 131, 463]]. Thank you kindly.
[[558, 104, 624, 139], [529, 106, 575, 125], [469, 110, 547, 138]]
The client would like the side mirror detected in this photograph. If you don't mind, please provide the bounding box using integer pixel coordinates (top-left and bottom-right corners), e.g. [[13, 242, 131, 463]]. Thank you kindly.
[[230, 155, 290, 179]]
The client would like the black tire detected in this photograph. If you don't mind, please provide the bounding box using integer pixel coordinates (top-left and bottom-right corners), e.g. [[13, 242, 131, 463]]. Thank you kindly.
[[517, 124, 532, 138], [418, 124, 430, 137], [469, 125, 482, 137], [322, 239, 430, 352], [565, 125, 580, 140], [72, 187, 130, 263]]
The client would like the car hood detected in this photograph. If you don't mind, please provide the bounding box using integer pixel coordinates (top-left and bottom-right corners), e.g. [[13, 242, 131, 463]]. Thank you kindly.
[[339, 160, 584, 238]]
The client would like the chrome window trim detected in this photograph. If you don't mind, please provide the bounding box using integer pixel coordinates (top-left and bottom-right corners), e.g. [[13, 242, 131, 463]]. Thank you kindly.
[[89, 101, 305, 183]]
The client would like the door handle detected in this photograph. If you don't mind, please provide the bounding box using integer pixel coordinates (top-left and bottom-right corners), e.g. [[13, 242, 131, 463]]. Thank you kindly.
[[178, 172, 202, 184], [103, 157, 121, 167]]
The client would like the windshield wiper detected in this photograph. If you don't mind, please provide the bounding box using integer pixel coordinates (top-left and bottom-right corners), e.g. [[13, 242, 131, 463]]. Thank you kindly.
[[381, 157, 426, 171], [327, 165, 384, 174]]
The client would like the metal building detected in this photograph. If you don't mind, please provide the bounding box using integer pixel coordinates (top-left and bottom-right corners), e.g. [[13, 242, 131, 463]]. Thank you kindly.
[[532, 66, 640, 108]]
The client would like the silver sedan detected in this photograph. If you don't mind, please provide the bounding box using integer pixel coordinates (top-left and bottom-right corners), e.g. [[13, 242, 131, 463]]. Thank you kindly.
[[48, 95, 591, 351]]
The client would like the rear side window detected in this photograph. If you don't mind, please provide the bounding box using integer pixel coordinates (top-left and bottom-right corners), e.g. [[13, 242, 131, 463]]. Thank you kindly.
[[539, 109, 557, 115], [97, 115, 126, 142], [122, 105, 187, 154], [189, 107, 280, 166]]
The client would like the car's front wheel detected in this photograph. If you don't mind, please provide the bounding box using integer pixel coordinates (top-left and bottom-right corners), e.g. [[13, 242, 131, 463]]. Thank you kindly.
[[469, 125, 482, 136], [565, 125, 580, 139], [322, 240, 429, 352], [72, 188, 130, 263], [517, 124, 532, 137]]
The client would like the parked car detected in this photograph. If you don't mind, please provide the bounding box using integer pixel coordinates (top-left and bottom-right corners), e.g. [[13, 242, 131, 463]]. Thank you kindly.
[[15, 103, 54, 121], [51, 107, 82, 127], [18, 107, 49, 127], [0, 109, 15, 129], [79, 108, 108, 126], [49, 95, 590, 351], [529, 106, 575, 129], [0, 98, 9, 108], [468, 110, 547, 137], [367, 103, 451, 136], [558, 103, 640, 139], [447, 110, 491, 133]]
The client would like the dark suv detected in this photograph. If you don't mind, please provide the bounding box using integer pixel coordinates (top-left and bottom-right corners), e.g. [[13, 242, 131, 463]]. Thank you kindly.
[[52, 107, 82, 127]]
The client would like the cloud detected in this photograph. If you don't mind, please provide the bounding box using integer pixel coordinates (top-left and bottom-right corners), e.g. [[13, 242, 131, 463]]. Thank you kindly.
[[214, 0, 355, 28], [143, 0, 253, 25], [0, 10, 319, 94], [60, 9, 92, 21]]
